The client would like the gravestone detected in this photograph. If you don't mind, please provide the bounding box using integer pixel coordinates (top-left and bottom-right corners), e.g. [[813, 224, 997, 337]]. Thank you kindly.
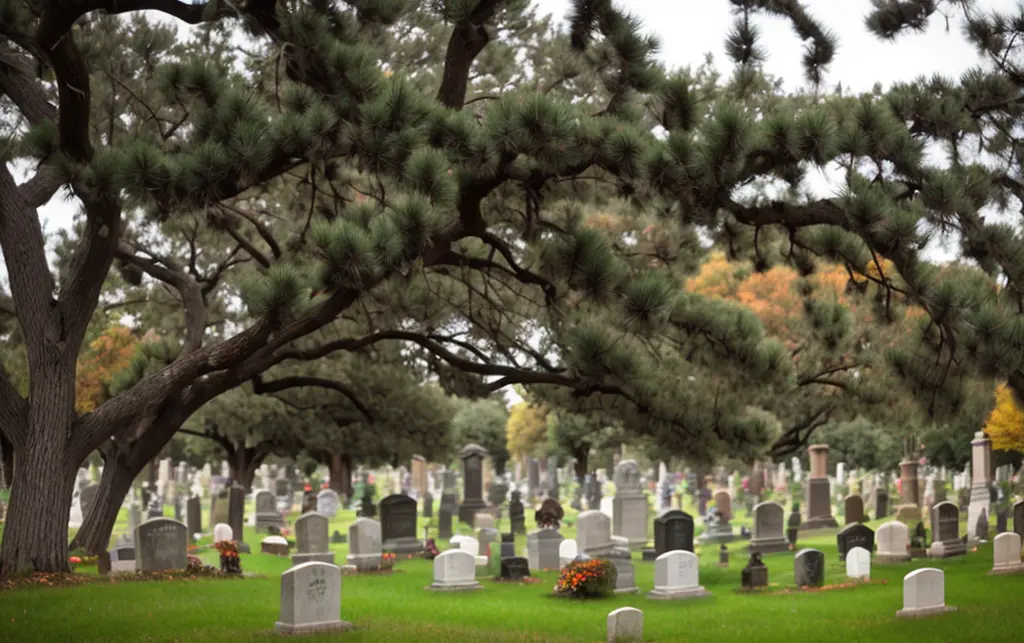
[[426, 549, 483, 591], [438, 503, 453, 539], [255, 489, 283, 531], [606, 607, 643, 643], [714, 490, 732, 522], [379, 494, 422, 554], [509, 490, 526, 535], [210, 489, 229, 527], [927, 502, 966, 558], [876, 520, 911, 563], [186, 495, 202, 540], [802, 444, 838, 529], [989, 532, 1024, 575], [846, 546, 871, 580], [576, 510, 638, 593], [500, 556, 530, 581], [836, 523, 875, 562], [844, 495, 865, 524], [316, 490, 340, 518], [262, 535, 290, 556], [228, 485, 249, 552], [422, 491, 433, 519], [275, 562, 352, 634], [473, 512, 496, 530], [559, 539, 578, 567], [741, 552, 768, 589], [346, 518, 383, 571], [108, 546, 136, 573], [651, 510, 694, 557], [976, 509, 990, 541], [749, 502, 789, 554], [80, 484, 99, 517], [457, 444, 489, 525], [213, 523, 233, 543], [135, 517, 187, 573], [896, 568, 956, 618], [526, 528, 563, 571], [500, 532, 516, 558], [700, 492, 736, 543], [1014, 500, 1024, 541], [293, 512, 334, 565], [648, 550, 710, 600], [794, 548, 825, 587], [611, 460, 648, 549], [875, 488, 889, 519]]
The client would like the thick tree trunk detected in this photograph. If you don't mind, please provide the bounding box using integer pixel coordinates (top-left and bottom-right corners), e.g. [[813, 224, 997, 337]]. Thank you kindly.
[[0, 432, 75, 576], [573, 449, 588, 481], [227, 444, 267, 492], [68, 455, 135, 555], [0, 431, 13, 489], [328, 452, 352, 497]]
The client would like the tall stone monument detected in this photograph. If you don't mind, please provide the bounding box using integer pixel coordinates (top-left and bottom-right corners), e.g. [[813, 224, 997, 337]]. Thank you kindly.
[[802, 444, 837, 530], [612, 460, 648, 549], [967, 431, 992, 543], [894, 459, 922, 523], [457, 444, 489, 525]]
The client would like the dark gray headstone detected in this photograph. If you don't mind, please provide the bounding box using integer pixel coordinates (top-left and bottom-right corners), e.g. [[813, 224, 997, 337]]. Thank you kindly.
[[844, 495, 865, 524], [794, 548, 825, 587], [379, 494, 420, 553], [836, 523, 875, 561], [509, 490, 526, 535], [186, 495, 202, 540], [135, 518, 187, 572], [653, 509, 694, 556], [422, 491, 433, 519], [931, 501, 960, 543], [500, 556, 530, 580], [875, 488, 889, 519], [1012, 500, 1024, 540], [458, 444, 488, 524], [438, 503, 453, 539]]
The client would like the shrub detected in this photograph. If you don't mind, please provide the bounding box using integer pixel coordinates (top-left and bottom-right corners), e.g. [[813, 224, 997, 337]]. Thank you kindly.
[[554, 558, 616, 599], [186, 555, 204, 573]]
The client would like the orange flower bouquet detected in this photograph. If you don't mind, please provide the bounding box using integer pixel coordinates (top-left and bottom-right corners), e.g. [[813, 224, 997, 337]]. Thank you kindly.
[[214, 540, 242, 575], [554, 558, 616, 599]]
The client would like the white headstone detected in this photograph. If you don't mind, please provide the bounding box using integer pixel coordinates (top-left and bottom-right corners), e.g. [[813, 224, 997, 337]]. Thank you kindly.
[[213, 523, 234, 543], [845, 546, 871, 580], [577, 510, 613, 553], [990, 532, 1024, 575], [293, 512, 334, 565], [648, 550, 710, 600], [346, 518, 382, 571], [559, 539, 578, 567], [606, 607, 643, 643], [896, 568, 955, 618], [473, 513, 495, 530], [275, 562, 352, 634], [316, 490, 340, 518], [876, 520, 911, 562], [426, 549, 482, 591]]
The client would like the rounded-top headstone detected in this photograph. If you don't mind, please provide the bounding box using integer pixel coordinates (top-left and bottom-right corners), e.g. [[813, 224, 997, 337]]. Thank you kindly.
[[213, 523, 233, 543], [275, 561, 352, 634], [794, 548, 825, 588], [606, 607, 643, 643]]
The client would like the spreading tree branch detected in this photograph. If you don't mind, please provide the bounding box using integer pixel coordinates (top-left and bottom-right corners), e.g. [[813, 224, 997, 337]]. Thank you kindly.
[[251, 374, 374, 422]]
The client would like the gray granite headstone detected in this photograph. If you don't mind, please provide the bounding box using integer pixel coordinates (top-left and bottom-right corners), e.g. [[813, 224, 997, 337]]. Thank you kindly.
[[794, 548, 825, 587], [135, 517, 187, 573]]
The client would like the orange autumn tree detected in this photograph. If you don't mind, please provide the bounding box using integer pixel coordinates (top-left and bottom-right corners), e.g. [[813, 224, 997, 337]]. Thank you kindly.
[[983, 384, 1024, 453], [685, 252, 925, 455], [75, 326, 139, 414]]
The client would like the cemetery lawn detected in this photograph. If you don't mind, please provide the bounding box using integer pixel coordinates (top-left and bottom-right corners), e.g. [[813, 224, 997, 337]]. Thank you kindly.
[[2, 523, 1023, 643]]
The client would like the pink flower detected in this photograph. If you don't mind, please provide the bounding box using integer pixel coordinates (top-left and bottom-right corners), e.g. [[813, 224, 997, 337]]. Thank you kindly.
[[69, 556, 81, 564]]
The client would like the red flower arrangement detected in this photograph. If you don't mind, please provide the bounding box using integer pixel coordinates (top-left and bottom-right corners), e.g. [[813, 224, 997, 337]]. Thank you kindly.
[[379, 552, 396, 571], [213, 540, 242, 575], [554, 558, 616, 599]]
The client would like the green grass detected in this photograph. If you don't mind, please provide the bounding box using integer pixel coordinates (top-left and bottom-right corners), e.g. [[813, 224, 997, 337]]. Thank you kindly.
[[2, 505, 1023, 643]]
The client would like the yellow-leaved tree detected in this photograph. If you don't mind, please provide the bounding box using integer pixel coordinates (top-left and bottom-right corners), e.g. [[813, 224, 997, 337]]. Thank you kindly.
[[506, 401, 549, 459], [75, 326, 139, 414], [983, 383, 1024, 453]]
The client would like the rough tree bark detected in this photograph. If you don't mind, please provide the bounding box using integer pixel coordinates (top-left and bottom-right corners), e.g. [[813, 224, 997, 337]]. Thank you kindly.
[[228, 446, 268, 492], [328, 452, 353, 497], [0, 432, 12, 489]]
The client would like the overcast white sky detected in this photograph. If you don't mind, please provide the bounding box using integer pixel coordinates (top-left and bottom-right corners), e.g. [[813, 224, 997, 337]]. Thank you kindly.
[[24, 0, 1016, 256]]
